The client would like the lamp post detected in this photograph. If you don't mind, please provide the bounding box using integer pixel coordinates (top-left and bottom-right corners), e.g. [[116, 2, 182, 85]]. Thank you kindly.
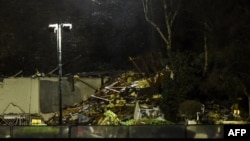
[[48, 23, 72, 125]]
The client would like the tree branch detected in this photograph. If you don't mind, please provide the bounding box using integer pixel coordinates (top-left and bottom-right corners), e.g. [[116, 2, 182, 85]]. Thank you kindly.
[[142, 0, 169, 46], [163, 0, 179, 52]]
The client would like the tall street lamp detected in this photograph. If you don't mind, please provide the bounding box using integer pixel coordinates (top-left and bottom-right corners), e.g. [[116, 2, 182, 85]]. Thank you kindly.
[[48, 23, 72, 125]]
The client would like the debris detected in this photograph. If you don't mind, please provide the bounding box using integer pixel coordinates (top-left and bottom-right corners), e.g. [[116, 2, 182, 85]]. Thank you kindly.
[[134, 101, 141, 120], [46, 70, 166, 125], [46, 52, 168, 125]]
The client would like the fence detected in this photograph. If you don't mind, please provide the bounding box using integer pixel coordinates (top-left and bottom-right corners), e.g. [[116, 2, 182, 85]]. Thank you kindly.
[[0, 125, 224, 139]]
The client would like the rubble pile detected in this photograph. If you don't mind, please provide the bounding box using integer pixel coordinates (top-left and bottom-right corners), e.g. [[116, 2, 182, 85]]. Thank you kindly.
[[46, 71, 167, 126], [45, 52, 170, 125]]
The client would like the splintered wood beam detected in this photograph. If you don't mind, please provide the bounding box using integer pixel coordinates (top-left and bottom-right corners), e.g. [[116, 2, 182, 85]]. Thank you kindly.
[[129, 56, 145, 77], [90, 95, 109, 102], [105, 87, 121, 93]]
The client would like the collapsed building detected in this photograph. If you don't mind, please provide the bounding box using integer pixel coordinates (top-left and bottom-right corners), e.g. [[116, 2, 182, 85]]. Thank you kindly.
[[0, 74, 108, 126], [0, 52, 168, 126]]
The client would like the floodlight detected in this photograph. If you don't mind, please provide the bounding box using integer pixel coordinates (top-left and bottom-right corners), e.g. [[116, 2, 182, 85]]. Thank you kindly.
[[62, 23, 72, 30], [48, 24, 58, 33]]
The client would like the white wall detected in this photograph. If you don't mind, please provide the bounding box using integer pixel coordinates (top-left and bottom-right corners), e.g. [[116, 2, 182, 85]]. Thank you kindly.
[[0, 76, 108, 116], [0, 78, 39, 114]]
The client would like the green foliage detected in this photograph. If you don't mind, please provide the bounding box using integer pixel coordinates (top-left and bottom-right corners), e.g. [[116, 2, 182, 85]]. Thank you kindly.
[[142, 118, 173, 125], [99, 110, 174, 125], [98, 110, 121, 125], [120, 118, 173, 125], [120, 119, 136, 126], [160, 51, 203, 122], [207, 111, 222, 124]]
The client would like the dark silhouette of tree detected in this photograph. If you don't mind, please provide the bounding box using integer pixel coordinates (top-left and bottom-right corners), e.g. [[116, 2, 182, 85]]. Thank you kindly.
[[160, 51, 203, 122]]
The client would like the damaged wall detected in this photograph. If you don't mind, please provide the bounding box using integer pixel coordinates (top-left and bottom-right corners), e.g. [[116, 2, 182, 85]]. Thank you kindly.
[[0, 78, 39, 114], [0, 76, 107, 115]]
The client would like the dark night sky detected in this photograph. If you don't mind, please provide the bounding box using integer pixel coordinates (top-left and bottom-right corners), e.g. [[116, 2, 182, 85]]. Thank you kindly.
[[0, 0, 157, 76], [0, 0, 249, 77]]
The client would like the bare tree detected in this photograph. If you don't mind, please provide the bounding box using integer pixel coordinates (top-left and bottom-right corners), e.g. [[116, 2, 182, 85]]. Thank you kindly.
[[238, 73, 250, 119], [141, 0, 180, 56], [203, 21, 210, 75], [243, 86, 250, 119]]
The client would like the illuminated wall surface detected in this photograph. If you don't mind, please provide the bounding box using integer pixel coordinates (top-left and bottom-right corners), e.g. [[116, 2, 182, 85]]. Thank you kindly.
[[0, 77, 106, 120]]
